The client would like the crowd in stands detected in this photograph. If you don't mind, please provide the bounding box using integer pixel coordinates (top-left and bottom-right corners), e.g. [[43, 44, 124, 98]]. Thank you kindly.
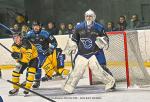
[[8, 14, 145, 37], [105, 14, 144, 32]]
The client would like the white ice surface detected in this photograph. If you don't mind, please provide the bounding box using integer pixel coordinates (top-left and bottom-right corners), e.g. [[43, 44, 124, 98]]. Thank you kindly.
[[1, 69, 150, 102]]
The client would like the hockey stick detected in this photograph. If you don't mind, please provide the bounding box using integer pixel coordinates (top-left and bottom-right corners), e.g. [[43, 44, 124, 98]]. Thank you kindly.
[[0, 24, 14, 53], [0, 43, 12, 53], [70, 51, 74, 69], [69, 34, 74, 69], [0, 23, 14, 34], [7, 80, 56, 102]]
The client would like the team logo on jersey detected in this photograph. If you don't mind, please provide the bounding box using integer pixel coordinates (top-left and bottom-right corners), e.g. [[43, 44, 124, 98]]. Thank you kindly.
[[80, 38, 93, 49], [35, 44, 44, 52]]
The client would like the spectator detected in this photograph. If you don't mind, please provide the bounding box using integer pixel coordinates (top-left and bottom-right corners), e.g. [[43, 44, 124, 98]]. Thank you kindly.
[[11, 24, 20, 32], [58, 23, 67, 35], [128, 14, 141, 29], [21, 25, 30, 36], [46, 21, 58, 35], [116, 16, 127, 31], [66, 23, 74, 37], [105, 21, 116, 32], [15, 15, 26, 30]]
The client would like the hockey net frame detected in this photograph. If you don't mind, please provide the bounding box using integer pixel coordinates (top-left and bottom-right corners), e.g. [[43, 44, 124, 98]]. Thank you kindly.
[[89, 31, 150, 87]]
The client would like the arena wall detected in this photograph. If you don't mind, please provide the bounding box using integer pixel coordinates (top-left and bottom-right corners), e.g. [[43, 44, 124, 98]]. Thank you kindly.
[[0, 30, 150, 66]]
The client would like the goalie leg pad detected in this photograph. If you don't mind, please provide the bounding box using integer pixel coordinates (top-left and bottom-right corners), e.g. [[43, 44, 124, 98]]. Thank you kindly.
[[89, 55, 115, 90], [63, 55, 88, 93]]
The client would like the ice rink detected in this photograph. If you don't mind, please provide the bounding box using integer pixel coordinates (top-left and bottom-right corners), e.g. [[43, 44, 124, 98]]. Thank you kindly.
[[1, 68, 150, 102]]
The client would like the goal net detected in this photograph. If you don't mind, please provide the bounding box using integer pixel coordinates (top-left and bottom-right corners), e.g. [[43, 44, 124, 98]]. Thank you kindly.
[[89, 30, 150, 87]]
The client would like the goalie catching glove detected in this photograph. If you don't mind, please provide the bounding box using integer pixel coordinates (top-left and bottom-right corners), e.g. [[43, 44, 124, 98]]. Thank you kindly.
[[95, 36, 109, 49]]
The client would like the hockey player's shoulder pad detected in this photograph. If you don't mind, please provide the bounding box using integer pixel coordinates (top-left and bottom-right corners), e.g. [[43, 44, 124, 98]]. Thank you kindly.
[[75, 22, 85, 30], [26, 30, 34, 38], [94, 22, 105, 32], [40, 30, 50, 38], [27, 30, 34, 35]]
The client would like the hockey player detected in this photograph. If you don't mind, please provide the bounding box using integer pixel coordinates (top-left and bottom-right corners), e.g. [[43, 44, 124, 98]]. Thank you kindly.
[[62, 9, 115, 94], [26, 21, 57, 88], [41, 47, 69, 81], [9, 32, 38, 95]]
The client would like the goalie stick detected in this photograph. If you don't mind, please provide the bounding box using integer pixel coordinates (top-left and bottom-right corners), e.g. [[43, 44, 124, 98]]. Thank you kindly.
[[7, 80, 56, 102], [63, 35, 74, 69], [70, 51, 74, 69], [68, 34, 74, 69]]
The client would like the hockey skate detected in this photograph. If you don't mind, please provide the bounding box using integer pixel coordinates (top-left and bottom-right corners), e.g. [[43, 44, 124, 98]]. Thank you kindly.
[[110, 83, 116, 90], [41, 75, 52, 82], [9, 89, 19, 95], [23, 90, 29, 96], [32, 80, 40, 88], [62, 84, 74, 94], [52, 73, 63, 80], [105, 79, 116, 92]]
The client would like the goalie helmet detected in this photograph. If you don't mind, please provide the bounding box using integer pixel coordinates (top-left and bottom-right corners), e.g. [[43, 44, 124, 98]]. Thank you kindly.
[[85, 9, 96, 25]]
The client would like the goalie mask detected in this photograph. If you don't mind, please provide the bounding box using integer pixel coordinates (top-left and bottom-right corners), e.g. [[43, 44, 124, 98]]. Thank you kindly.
[[85, 9, 96, 25]]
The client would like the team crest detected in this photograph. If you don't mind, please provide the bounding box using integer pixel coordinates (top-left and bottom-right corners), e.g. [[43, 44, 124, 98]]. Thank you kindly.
[[80, 38, 93, 49]]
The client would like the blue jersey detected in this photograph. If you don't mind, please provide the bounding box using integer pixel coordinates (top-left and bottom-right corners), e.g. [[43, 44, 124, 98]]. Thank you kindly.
[[72, 21, 107, 64], [26, 29, 57, 53], [72, 21, 106, 55]]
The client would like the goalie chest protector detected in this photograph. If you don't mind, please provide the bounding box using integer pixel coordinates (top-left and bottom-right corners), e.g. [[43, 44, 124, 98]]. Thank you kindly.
[[72, 22, 105, 56]]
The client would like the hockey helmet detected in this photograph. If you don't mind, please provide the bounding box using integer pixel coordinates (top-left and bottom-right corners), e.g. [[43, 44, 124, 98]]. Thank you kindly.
[[85, 9, 96, 21], [32, 21, 41, 26]]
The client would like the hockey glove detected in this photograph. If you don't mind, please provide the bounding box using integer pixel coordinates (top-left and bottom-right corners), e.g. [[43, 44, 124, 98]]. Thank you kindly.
[[95, 36, 109, 49], [11, 52, 22, 59], [44, 48, 54, 56]]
